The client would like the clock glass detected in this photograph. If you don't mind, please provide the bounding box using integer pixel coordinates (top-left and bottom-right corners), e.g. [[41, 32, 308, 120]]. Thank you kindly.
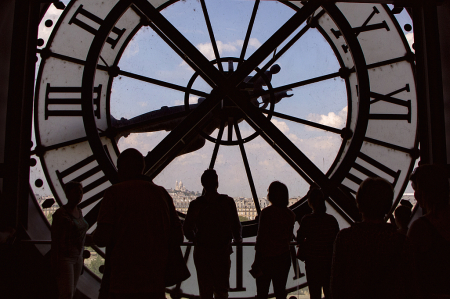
[[30, 0, 417, 297]]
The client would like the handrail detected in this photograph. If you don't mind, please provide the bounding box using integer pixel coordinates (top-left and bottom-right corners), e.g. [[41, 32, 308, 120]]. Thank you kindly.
[[21, 240, 299, 246]]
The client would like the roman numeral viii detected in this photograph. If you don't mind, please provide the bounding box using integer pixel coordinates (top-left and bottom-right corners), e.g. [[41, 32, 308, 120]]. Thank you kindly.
[[340, 152, 401, 195], [69, 5, 126, 49], [56, 152, 110, 209], [45, 83, 102, 119], [369, 84, 411, 123]]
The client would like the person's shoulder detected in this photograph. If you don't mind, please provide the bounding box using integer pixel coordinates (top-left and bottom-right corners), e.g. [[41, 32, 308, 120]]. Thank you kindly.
[[286, 207, 295, 219], [53, 207, 68, 216], [324, 213, 339, 223], [301, 213, 313, 221], [189, 196, 205, 206], [408, 216, 432, 237], [52, 207, 71, 222], [219, 194, 236, 206], [336, 225, 355, 239], [218, 194, 234, 201]]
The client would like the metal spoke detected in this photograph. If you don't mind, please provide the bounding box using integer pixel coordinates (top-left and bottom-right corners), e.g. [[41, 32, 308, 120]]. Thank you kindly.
[[233, 0, 321, 86], [238, 0, 260, 67], [118, 69, 209, 98], [258, 71, 341, 98], [259, 10, 326, 77], [209, 121, 225, 169], [234, 119, 261, 214], [228, 117, 233, 142], [229, 94, 360, 220], [243, 116, 313, 185], [262, 109, 342, 134], [200, 0, 223, 73], [133, 0, 225, 87]]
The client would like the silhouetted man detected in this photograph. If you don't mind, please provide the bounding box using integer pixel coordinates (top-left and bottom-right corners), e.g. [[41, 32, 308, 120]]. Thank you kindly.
[[93, 148, 182, 299], [184, 169, 242, 299]]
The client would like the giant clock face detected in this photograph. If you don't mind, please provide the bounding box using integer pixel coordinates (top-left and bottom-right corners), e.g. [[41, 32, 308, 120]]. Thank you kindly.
[[32, 0, 417, 296]]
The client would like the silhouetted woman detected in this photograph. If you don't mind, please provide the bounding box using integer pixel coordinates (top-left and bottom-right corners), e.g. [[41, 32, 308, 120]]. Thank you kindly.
[[254, 181, 295, 299], [297, 188, 339, 299], [408, 164, 450, 298], [330, 177, 419, 299], [51, 181, 88, 299]]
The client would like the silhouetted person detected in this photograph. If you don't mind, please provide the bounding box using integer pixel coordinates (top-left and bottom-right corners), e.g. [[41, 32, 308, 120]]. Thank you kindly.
[[408, 164, 450, 298], [297, 188, 339, 299], [394, 199, 413, 235], [51, 181, 88, 299], [93, 148, 182, 299], [330, 177, 419, 299], [254, 181, 295, 299], [183, 169, 242, 299]]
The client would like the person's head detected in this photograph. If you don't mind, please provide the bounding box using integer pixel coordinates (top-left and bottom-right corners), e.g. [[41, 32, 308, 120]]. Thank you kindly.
[[394, 204, 412, 230], [201, 169, 218, 192], [308, 188, 327, 214], [117, 148, 145, 180], [356, 177, 393, 221], [268, 181, 289, 207], [64, 181, 83, 207], [410, 164, 449, 213]]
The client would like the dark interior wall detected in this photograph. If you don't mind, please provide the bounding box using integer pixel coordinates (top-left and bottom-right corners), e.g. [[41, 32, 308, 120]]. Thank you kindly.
[[0, 0, 15, 192], [438, 2, 450, 163]]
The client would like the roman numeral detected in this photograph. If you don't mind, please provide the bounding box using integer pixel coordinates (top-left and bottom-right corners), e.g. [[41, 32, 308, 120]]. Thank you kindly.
[[229, 245, 246, 292], [331, 6, 390, 53], [369, 84, 411, 123], [56, 152, 110, 208], [69, 5, 126, 49], [341, 152, 401, 195], [44, 83, 102, 120]]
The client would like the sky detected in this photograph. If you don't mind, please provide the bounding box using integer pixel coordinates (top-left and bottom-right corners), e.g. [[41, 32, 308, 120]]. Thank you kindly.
[[31, 0, 415, 199]]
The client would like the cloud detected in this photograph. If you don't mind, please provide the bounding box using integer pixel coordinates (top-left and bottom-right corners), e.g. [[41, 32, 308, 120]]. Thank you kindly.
[[405, 32, 414, 52], [174, 96, 198, 106], [117, 132, 158, 154], [197, 38, 262, 60], [270, 119, 289, 134], [307, 106, 347, 129]]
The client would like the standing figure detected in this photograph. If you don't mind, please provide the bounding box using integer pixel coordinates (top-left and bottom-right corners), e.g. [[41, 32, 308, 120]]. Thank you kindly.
[[183, 169, 242, 299], [93, 148, 182, 299], [254, 181, 296, 299], [330, 177, 419, 299], [51, 181, 88, 299], [408, 164, 450, 298], [297, 188, 339, 299], [394, 199, 413, 235]]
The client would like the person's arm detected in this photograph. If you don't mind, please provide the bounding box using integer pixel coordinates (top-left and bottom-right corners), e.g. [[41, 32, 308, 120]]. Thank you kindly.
[[229, 197, 242, 244], [255, 209, 269, 251], [183, 199, 199, 242], [93, 188, 115, 247], [297, 216, 307, 243]]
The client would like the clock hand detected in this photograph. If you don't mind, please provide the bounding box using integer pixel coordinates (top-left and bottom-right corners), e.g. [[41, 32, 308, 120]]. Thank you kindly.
[[136, 0, 323, 177]]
